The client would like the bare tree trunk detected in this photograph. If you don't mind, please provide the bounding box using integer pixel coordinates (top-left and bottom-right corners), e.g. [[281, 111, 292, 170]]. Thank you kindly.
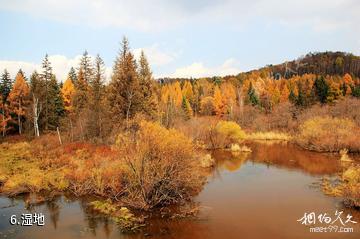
[[69, 118, 73, 142], [79, 120, 84, 141], [126, 90, 134, 130], [33, 95, 40, 137], [2, 112, 5, 137], [237, 87, 244, 116], [57, 127, 62, 145], [18, 99, 22, 135]]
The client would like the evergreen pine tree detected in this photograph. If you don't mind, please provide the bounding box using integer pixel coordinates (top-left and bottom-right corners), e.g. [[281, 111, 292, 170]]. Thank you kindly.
[[73, 67, 89, 115], [47, 75, 64, 129], [296, 82, 306, 107], [68, 67, 78, 85], [313, 76, 329, 104], [247, 82, 259, 106], [181, 96, 192, 120], [1, 69, 12, 102], [108, 37, 141, 123], [138, 50, 158, 118], [41, 54, 52, 130], [288, 88, 296, 104], [0, 69, 12, 136], [79, 50, 94, 84], [87, 54, 106, 137]]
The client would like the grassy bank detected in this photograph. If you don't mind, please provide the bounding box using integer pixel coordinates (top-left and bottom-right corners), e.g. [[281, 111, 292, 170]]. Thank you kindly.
[[0, 121, 207, 211]]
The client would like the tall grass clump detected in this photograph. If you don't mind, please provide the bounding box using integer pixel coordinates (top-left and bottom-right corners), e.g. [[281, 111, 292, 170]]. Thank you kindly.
[[208, 121, 246, 149], [297, 116, 360, 152], [116, 120, 206, 210]]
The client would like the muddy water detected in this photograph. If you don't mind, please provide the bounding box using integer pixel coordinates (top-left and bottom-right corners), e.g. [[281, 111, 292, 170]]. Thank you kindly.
[[1, 142, 359, 239]]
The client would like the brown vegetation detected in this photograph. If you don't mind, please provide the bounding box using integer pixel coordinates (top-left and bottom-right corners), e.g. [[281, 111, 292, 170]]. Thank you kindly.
[[322, 165, 360, 208], [0, 121, 206, 211], [115, 120, 206, 209], [296, 117, 360, 152]]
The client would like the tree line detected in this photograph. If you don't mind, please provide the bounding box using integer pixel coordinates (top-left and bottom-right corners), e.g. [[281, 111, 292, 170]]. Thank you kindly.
[[0, 37, 158, 140], [1, 44, 360, 138]]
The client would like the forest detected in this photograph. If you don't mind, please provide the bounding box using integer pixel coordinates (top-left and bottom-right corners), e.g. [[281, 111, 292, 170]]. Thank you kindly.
[[1, 38, 360, 231]]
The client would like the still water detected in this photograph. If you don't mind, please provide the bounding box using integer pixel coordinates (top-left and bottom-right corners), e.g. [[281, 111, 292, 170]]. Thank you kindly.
[[1, 142, 359, 239]]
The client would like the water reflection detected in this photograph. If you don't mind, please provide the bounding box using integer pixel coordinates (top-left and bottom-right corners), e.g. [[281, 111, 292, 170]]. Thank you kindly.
[[248, 142, 342, 175]]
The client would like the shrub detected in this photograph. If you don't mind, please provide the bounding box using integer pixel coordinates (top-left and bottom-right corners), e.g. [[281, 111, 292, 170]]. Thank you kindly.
[[209, 121, 246, 149], [297, 116, 360, 152], [173, 116, 219, 146], [322, 165, 360, 208], [116, 121, 206, 210], [342, 166, 360, 207]]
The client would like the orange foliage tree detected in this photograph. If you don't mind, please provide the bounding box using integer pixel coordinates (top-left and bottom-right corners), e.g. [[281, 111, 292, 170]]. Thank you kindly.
[[8, 71, 30, 134], [214, 85, 225, 116], [61, 77, 76, 113]]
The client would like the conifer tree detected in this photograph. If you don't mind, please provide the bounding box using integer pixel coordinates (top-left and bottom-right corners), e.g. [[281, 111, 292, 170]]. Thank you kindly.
[[181, 96, 192, 120], [47, 75, 64, 129], [138, 50, 158, 118], [61, 77, 75, 113], [173, 81, 183, 107], [68, 67, 78, 85], [0, 95, 10, 136], [288, 88, 297, 104], [247, 82, 259, 106], [41, 54, 52, 130], [79, 50, 94, 84], [108, 37, 141, 123], [214, 85, 225, 116], [0, 69, 12, 136], [1, 69, 12, 102], [313, 76, 329, 104], [9, 71, 30, 134], [87, 54, 106, 137], [72, 67, 89, 115]]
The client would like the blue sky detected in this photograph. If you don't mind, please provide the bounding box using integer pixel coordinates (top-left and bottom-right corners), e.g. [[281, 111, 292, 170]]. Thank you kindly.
[[0, 0, 359, 81]]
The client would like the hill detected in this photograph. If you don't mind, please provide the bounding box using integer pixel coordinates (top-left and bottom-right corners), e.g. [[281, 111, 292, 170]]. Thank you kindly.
[[250, 51, 360, 79]]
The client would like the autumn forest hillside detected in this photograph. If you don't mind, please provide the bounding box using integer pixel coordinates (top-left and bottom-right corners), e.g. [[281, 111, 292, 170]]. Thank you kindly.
[[1, 39, 360, 216], [1, 45, 360, 141]]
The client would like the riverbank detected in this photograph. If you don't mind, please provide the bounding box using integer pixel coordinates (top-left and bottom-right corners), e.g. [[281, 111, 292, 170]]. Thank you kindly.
[[1, 142, 359, 239]]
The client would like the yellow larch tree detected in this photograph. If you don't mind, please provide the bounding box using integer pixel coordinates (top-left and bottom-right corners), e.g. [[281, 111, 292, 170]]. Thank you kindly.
[[8, 71, 30, 134], [173, 81, 183, 107], [221, 83, 236, 115], [61, 77, 76, 113], [214, 85, 225, 116]]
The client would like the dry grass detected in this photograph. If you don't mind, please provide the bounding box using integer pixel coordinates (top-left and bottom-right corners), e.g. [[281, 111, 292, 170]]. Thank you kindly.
[[0, 121, 206, 210], [246, 131, 291, 141], [229, 144, 252, 152], [296, 116, 360, 152], [90, 200, 145, 232]]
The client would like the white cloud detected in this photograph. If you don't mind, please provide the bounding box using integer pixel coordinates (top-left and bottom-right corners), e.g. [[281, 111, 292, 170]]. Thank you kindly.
[[1, 0, 359, 32], [170, 58, 240, 78], [0, 55, 112, 82], [133, 44, 177, 66]]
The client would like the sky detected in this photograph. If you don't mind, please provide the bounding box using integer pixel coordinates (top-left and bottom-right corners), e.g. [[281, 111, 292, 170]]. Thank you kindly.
[[0, 0, 359, 82]]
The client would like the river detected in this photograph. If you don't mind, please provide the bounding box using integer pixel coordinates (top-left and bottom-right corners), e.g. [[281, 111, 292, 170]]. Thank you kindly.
[[0, 142, 359, 239]]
